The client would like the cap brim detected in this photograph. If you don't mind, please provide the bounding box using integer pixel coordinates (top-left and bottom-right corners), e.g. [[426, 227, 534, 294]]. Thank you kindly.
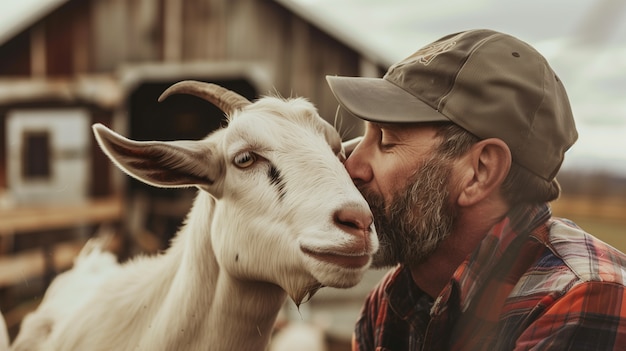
[[326, 75, 449, 124]]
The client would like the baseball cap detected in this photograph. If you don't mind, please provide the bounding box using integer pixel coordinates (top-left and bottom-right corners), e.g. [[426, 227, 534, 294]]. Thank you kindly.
[[326, 29, 578, 181]]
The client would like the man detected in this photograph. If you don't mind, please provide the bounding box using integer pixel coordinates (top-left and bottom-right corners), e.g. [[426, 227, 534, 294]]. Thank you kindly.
[[327, 29, 626, 350]]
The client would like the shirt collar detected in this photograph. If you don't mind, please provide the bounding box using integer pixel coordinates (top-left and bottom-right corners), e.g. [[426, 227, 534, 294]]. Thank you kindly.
[[386, 265, 432, 320]]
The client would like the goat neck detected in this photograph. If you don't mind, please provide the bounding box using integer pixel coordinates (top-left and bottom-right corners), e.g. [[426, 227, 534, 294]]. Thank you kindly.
[[137, 192, 287, 351]]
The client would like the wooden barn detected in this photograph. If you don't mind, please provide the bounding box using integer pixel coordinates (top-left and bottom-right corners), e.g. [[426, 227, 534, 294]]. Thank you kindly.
[[0, 0, 388, 345]]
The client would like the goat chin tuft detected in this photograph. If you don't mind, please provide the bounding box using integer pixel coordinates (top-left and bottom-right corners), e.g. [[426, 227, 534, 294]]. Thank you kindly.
[[288, 283, 324, 307]]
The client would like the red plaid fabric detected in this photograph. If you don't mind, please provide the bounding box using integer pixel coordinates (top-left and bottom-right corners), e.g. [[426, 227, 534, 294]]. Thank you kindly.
[[353, 204, 626, 350]]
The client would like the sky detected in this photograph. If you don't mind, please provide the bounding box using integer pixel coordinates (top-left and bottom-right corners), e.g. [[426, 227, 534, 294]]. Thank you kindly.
[[1, 0, 625, 174]]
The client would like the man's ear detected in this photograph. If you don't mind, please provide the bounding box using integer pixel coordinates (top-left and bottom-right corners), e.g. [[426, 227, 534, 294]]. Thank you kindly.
[[456, 138, 511, 207]]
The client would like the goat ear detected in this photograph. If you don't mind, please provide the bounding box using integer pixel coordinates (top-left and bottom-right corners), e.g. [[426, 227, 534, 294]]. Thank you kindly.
[[92, 124, 223, 192]]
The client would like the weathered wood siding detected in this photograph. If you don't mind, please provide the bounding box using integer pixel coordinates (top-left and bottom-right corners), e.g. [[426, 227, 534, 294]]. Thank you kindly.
[[0, 0, 378, 131]]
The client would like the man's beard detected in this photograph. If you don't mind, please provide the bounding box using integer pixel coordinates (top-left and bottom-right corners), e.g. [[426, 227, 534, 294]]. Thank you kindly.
[[361, 156, 457, 268]]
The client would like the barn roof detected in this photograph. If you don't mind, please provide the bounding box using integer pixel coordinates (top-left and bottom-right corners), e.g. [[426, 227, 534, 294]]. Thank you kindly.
[[0, 0, 69, 46]]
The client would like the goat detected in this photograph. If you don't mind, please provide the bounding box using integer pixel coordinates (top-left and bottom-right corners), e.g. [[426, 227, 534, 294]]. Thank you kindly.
[[11, 81, 378, 351]]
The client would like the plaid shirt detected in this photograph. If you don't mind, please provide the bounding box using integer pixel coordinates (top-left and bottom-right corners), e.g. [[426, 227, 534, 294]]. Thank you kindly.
[[353, 204, 626, 350]]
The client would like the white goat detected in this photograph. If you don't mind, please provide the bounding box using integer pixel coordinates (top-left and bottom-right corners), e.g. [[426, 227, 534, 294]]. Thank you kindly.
[[11, 81, 378, 351]]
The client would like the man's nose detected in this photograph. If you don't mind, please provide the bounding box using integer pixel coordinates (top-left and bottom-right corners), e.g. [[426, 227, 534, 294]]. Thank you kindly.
[[344, 141, 373, 184]]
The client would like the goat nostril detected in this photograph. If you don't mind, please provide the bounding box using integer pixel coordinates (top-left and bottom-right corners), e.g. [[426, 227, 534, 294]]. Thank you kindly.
[[334, 207, 372, 233], [337, 218, 360, 230]]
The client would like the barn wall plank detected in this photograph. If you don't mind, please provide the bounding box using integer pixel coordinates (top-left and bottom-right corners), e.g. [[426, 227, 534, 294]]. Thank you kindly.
[[91, 0, 129, 71]]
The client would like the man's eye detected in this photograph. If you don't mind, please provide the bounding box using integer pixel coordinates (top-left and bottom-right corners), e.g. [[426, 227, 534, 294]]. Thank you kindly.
[[379, 139, 396, 150], [381, 144, 396, 151], [378, 128, 398, 151]]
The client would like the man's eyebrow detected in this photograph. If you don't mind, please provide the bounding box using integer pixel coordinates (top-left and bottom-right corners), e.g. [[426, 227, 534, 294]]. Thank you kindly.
[[375, 121, 452, 130], [372, 122, 402, 130]]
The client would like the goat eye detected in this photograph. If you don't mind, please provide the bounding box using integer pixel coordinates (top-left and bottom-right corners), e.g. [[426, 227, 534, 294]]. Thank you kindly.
[[234, 151, 256, 168]]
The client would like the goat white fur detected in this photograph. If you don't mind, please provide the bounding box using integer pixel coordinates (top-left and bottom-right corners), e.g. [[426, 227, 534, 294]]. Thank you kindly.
[[11, 81, 378, 351], [0, 310, 8, 351]]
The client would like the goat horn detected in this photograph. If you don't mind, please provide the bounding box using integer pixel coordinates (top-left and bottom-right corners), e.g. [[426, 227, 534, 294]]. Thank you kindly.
[[158, 80, 251, 117]]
